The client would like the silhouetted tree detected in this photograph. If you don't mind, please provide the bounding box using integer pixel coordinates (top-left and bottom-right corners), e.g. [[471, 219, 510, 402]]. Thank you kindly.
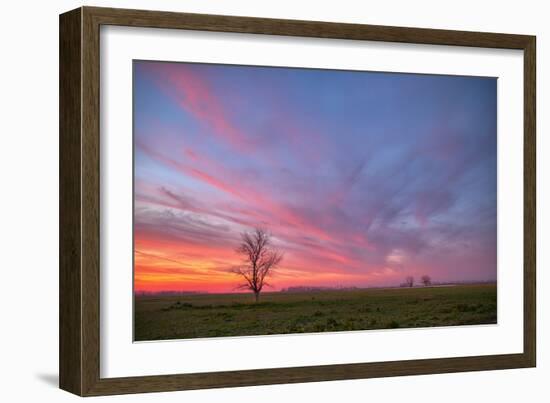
[[231, 228, 283, 302], [421, 275, 432, 287], [405, 276, 414, 288]]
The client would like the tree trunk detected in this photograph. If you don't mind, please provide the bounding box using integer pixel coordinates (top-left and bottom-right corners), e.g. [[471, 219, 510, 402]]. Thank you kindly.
[[254, 291, 260, 303]]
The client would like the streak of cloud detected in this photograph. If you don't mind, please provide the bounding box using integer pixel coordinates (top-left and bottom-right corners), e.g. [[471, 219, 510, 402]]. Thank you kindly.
[[133, 61, 497, 292]]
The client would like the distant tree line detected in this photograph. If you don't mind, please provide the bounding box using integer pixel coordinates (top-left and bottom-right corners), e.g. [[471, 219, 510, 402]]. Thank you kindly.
[[400, 275, 432, 288], [280, 286, 359, 293], [134, 290, 206, 297]]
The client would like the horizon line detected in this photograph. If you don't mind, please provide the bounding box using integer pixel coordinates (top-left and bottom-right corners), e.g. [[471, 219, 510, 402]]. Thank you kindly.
[[134, 280, 497, 296]]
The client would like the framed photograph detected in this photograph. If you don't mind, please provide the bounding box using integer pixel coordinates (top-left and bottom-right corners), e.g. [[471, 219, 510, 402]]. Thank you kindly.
[[59, 6, 536, 396]]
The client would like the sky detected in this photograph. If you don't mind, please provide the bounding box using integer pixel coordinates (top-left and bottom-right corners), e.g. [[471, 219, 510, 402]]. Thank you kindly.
[[133, 60, 497, 294]]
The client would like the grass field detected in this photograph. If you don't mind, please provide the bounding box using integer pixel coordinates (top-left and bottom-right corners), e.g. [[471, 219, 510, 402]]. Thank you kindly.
[[134, 284, 497, 341]]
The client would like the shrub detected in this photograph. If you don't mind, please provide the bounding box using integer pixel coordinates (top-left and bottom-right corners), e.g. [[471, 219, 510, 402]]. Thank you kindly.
[[387, 320, 400, 329]]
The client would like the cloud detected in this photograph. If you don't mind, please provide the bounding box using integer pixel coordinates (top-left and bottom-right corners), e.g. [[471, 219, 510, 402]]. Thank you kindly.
[[139, 62, 253, 152], [133, 61, 497, 291]]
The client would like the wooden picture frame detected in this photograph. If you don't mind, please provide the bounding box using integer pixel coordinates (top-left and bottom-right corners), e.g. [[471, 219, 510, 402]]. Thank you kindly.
[[59, 6, 536, 396]]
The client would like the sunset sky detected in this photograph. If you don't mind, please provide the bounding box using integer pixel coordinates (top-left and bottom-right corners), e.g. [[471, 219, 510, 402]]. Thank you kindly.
[[133, 60, 497, 294]]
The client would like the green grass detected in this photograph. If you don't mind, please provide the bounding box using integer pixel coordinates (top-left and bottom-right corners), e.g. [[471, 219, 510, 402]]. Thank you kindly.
[[134, 284, 497, 341]]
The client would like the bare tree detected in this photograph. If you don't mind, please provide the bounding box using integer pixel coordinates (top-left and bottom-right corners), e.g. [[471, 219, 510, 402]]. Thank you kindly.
[[405, 276, 414, 288], [421, 275, 432, 287], [231, 228, 283, 302]]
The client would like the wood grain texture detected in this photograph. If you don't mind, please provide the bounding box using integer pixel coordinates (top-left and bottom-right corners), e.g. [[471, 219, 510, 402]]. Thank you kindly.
[[86, 6, 531, 49], [81, 6, 102, 396], [59, 6, 537, 396], [59, 7, 82, 396], [523, 38, 536, 367], [86, 354, 531, 396]]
